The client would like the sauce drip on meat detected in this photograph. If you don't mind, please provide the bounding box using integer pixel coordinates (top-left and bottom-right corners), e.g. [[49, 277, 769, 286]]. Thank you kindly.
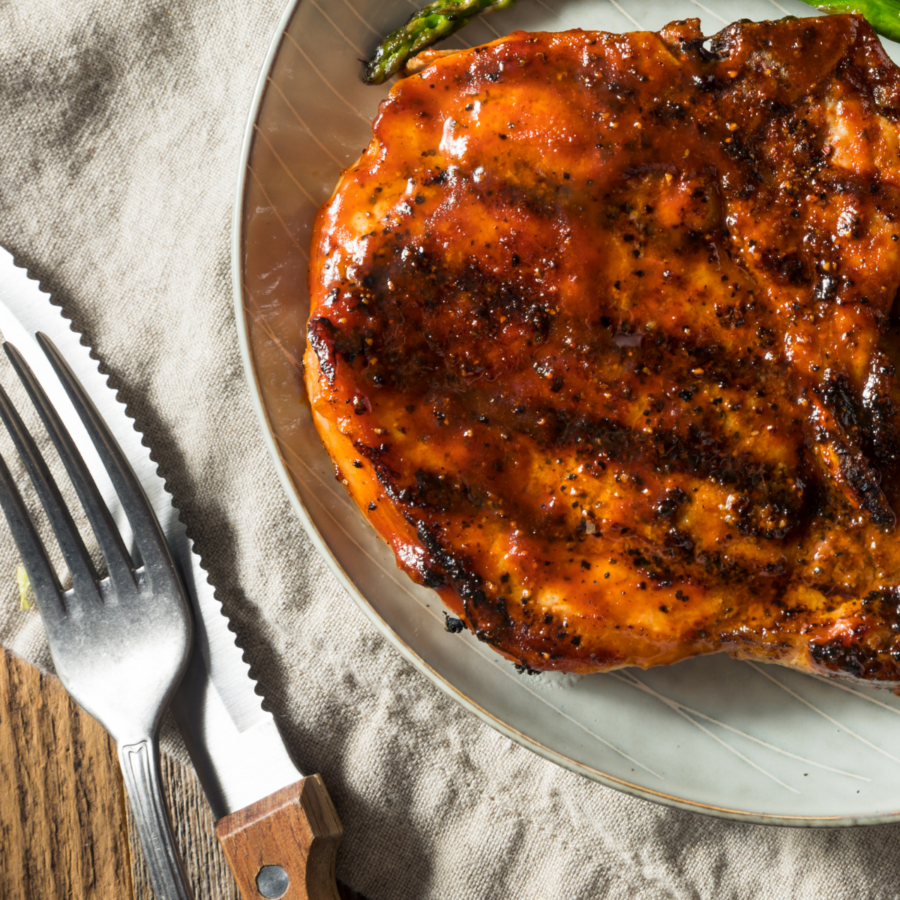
[[306, 15, 900, 683]]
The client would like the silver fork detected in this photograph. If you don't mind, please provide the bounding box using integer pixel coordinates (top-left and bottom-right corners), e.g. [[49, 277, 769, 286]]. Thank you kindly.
[[0, 333, 195, 900]]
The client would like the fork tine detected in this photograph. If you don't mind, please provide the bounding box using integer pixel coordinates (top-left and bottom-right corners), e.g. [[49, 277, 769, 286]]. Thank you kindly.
[[0, 446, 66, 622], [4, 341, 136, 594], [34, 333, 174, 585], [0, 381, 101, 603]]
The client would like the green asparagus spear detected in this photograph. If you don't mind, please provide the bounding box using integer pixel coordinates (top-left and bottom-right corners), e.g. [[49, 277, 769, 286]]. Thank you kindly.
[[806, 0, 900, 43], [363, 0, 518, 85], [365, 0, 900, 87]]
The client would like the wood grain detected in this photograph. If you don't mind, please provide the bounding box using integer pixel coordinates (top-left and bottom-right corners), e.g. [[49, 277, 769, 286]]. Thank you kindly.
[[0, 650, 363, 900], [0, 647, 133, 900], [0, 647, 242, 900], [216, 776, 342, 900]]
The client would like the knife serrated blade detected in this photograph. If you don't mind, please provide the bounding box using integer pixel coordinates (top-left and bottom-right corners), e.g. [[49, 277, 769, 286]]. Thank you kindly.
[[0, 247, 301, 820]]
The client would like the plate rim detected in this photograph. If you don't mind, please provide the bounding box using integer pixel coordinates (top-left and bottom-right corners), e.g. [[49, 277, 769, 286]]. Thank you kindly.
[[231, 0, 900, 828]]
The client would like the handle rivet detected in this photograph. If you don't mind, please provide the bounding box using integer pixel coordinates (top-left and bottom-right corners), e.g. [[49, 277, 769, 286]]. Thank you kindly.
[[256, 865, 290, 898]]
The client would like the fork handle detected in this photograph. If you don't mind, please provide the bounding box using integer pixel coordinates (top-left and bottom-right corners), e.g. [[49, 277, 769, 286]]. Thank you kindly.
[[119, 738, 195, 900]]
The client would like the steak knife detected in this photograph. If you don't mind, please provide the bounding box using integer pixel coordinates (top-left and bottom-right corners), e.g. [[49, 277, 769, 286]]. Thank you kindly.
[[0, 247, 352, 900]]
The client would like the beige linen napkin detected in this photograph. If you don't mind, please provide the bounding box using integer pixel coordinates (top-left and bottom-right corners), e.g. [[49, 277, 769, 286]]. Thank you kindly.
[[0, 2, 899, 898]]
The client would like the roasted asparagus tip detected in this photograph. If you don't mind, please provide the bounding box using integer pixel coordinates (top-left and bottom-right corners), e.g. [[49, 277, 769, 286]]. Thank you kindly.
[[363, 0, 518, 85]]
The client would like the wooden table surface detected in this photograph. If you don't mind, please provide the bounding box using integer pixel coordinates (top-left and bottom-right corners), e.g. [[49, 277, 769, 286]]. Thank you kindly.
[[0, 647, 240, 899]]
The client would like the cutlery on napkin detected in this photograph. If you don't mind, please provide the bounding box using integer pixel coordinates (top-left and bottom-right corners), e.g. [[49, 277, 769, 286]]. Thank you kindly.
[[0, 247, 360, 900]]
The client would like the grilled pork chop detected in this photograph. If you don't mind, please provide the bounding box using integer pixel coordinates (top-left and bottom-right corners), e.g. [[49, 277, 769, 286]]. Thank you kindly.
[[305, 14, 900, 684]]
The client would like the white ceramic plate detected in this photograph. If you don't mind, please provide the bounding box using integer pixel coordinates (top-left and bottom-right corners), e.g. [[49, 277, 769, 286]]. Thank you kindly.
[[234, 0, 900, 825]]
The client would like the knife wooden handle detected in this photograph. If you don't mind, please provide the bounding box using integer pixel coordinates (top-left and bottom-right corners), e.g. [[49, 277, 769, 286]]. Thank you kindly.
[[216, 775, 342, 900]]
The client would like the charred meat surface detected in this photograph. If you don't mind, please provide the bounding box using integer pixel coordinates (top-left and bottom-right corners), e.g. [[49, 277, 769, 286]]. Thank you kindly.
[[306, 15, 900, 684]]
